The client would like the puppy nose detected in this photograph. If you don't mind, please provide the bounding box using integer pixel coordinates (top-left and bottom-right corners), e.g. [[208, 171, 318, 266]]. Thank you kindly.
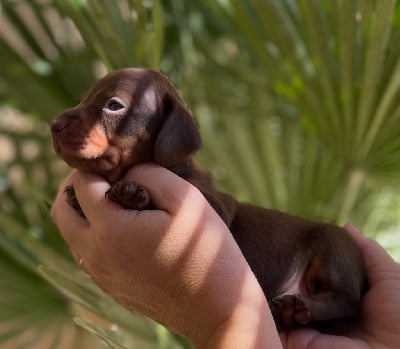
[[51, 117, 69, 133], [51, 109, 80, 133]]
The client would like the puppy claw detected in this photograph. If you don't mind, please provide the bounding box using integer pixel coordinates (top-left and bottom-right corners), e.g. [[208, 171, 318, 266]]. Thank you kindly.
[[106, 180, 151, 210], [270, 294, 311, 330]]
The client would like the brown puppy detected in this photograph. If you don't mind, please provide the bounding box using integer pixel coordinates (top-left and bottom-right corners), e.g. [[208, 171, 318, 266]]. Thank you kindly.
[[51, 68, 367, 330]]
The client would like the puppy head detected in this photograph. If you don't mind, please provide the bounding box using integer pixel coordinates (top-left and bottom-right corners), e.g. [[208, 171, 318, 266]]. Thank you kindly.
[[51, 68, 201, 181]]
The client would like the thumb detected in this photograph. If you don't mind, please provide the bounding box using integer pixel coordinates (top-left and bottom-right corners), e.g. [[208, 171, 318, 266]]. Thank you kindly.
[[344, 223, 399, 284], [286, 328, 357, 349], [122, 163, 205, 216]]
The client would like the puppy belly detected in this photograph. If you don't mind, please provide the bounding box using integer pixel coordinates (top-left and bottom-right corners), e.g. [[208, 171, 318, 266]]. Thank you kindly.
[[276, 268, 306, 296]]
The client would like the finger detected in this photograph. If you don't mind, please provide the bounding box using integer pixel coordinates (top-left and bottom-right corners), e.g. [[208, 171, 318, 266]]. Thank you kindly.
[[73, 171, 124, 226], [73, 170, 173, 245], [344, 223, 400, 282], [286, 328, 358, 349], [70, 248, 83, 265], [122, 163, 204, 215], [73, 171, 156, 233], [50, 174, 91, 255], [344, 223, 396, 264]]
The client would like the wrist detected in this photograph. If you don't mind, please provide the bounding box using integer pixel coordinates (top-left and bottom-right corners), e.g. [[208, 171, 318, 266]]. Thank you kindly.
[[192, 274, 282, 349]]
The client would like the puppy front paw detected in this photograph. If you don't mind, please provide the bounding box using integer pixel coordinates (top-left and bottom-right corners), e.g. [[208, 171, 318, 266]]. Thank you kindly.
[[105, 181, 151, 210], [270, 294, 311, 330], [64, 185, 86, 218]]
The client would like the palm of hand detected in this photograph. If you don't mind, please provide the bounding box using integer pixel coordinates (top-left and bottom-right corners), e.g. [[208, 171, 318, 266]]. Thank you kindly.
[[282, 234, 400, 349]]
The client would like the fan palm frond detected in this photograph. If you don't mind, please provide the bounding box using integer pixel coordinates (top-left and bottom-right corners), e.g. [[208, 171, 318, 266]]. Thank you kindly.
[[1, 1, 400, 348]]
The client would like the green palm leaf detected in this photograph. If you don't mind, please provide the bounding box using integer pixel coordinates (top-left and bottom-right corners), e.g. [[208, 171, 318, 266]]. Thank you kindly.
[[1, 0, 400, 348]]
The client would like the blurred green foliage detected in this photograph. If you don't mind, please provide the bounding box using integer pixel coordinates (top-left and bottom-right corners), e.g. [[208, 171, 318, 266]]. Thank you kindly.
[[0, 0, 400, 347]]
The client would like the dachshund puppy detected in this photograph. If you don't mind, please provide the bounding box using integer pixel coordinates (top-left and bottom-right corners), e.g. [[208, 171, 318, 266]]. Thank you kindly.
[[51, 68, 367, 330]]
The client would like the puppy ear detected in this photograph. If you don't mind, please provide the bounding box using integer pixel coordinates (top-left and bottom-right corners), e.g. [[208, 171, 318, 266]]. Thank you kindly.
[[154, 97, 202, 167]]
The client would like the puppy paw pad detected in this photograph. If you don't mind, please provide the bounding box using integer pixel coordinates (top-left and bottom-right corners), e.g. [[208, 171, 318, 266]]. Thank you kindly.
[[106, 181, 151, 210], [271, 294, 311, 330]]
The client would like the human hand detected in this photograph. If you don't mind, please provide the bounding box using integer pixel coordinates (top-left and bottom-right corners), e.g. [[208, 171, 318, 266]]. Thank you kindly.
[[281, 224, 400, 349], [51, 164, 281, 349]]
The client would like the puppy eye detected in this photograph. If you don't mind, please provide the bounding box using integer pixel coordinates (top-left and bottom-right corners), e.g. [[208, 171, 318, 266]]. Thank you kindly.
[[105, 98, 125, 112]]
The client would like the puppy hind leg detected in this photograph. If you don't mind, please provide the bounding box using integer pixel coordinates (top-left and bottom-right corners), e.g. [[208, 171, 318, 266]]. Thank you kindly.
[[271, 255, 360, 330], [271, 291, 359, 330], [299, 255, 361, 322]]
